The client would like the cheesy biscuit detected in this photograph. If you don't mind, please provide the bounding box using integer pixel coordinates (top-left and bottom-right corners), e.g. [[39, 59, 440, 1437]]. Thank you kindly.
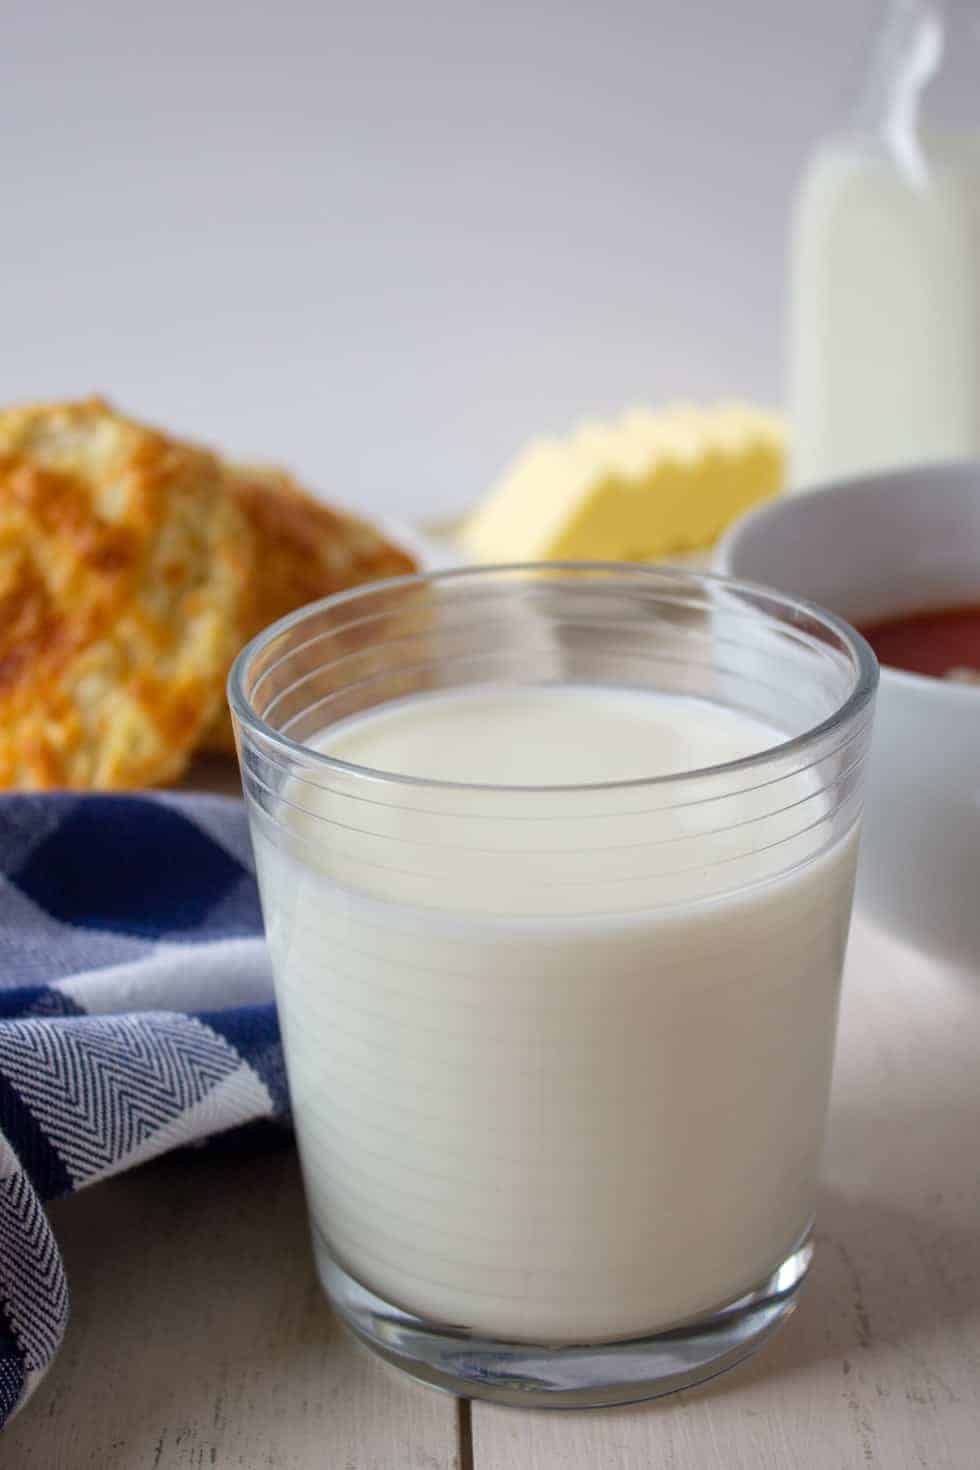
[[204, 465, 417, 753], [0, 398, 251, 788]]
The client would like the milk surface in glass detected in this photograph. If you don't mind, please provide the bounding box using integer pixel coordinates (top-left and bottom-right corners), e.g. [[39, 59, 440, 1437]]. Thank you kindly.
[[254, 684, 858, 1343]]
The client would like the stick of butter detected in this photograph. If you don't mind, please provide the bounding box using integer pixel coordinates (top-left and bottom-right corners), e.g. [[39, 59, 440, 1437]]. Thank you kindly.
[[460, 402, 785, 563]]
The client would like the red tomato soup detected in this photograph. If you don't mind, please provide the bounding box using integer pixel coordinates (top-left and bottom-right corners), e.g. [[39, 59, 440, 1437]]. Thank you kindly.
[[859, 605, 980, 681]]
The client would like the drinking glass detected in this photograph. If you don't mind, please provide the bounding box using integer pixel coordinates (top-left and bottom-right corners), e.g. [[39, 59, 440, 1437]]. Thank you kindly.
[[229, 564, 877, 1407]]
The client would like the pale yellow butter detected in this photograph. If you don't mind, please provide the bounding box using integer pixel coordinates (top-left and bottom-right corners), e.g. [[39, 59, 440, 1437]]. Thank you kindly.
[[461, 402, 785, 563]]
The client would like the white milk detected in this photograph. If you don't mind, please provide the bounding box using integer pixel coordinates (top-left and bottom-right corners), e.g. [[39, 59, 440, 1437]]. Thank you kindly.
[[788, 133, 980, 488], [254, 686, 858, 1343]]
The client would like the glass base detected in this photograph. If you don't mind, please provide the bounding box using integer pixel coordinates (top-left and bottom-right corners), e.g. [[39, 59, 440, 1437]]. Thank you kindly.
[[315, 1228, 813, 1409]]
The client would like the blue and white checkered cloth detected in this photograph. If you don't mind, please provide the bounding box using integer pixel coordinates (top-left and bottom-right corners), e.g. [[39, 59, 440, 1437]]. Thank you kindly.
[[0, 793, 286, 1428]]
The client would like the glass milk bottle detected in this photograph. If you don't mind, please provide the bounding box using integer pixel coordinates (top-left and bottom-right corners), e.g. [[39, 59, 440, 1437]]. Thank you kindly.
[[789, 0, 980, 488]]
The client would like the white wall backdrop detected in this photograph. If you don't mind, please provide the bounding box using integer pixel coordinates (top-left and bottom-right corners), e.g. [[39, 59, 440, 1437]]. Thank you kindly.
[[1, 1, 875, 518]]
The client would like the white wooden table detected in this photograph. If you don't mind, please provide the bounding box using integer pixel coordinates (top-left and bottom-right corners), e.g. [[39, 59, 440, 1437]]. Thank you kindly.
[[5, 915, 979, 1468]]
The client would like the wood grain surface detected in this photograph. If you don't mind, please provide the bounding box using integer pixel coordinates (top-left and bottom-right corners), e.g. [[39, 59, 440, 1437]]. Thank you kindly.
[[5, 917, 978, 1468], [2, 1147, 459, 1469]]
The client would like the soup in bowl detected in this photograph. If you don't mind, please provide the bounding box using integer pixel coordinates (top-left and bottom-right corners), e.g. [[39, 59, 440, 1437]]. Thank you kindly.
[[718, 461, 980, 972]]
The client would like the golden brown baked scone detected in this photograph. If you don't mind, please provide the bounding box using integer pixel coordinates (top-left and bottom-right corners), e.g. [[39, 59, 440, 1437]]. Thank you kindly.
[[0, 398, 251, 789], [204, 465, 418, 752]]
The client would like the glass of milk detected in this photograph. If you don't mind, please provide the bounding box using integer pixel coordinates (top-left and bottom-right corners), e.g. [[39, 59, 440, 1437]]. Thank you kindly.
[[789, 0, 980, 487], [230, 565, 878, 1406]]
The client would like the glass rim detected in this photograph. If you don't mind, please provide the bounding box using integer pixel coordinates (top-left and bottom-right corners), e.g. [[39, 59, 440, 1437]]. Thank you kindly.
[[227, 561, 879, 795]]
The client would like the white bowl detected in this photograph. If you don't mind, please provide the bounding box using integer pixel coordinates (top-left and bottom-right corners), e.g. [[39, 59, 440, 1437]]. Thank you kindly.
[[717, 462, 980, 972]]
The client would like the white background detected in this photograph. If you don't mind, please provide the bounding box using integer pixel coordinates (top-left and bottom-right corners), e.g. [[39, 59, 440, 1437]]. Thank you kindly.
[[1, 1, 874, 519]]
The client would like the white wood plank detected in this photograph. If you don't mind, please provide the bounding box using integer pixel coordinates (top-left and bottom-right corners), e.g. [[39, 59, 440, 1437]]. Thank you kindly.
[[5, 1147, 460, 1469], [473, 917, 980, 1469]]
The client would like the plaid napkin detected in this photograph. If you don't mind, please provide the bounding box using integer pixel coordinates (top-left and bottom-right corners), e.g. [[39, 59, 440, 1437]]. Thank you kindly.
[[0, 793, 286, 1427]]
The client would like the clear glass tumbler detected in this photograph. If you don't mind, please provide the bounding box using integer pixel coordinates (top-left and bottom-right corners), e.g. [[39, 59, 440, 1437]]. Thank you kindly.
[[229, 564, 877, 1407]]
